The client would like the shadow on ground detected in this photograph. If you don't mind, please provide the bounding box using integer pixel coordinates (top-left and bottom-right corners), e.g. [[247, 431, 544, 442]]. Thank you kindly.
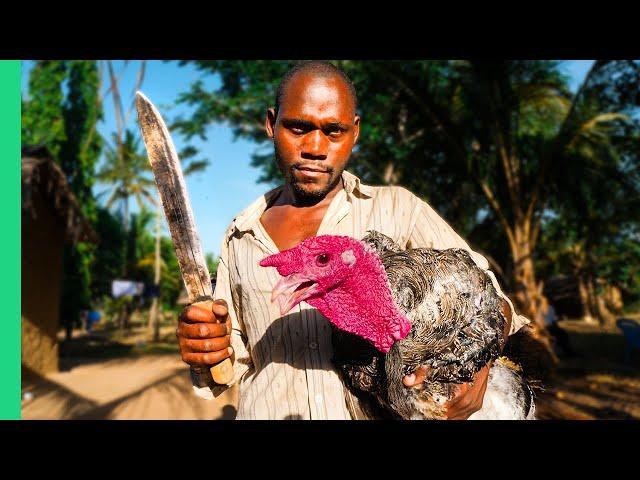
[[22, 359, 238, 420], [22, 325, 238, 420], [23, 319, 639, 420], [58, 328, 180, 372], [530, 321, 640, 420]]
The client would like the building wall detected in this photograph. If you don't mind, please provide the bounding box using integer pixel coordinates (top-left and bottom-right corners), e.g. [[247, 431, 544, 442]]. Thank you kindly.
[[21, 190, 65, 376]]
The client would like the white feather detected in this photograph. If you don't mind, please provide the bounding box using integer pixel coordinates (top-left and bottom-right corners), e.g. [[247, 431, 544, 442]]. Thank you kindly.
[[468, 362, 536, 420]]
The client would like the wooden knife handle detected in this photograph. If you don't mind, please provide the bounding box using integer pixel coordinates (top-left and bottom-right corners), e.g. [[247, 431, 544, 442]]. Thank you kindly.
[[190, 360, 234, 387], [189, 299, 234, 387]]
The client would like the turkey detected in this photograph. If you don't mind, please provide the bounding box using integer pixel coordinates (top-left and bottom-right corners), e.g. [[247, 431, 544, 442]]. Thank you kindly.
[[260, 231, 535, 420]]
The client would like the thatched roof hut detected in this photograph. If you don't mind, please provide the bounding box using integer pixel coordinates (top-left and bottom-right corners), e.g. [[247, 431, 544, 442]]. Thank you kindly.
[[21, 145, 97, 378], [22, 145, 97, 244]]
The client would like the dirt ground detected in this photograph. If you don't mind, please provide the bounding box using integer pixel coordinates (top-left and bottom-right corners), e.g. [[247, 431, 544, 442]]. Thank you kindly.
[[528, 319, 640, 420], [21, 324, 239, 420], [21, 317, 640, 420]]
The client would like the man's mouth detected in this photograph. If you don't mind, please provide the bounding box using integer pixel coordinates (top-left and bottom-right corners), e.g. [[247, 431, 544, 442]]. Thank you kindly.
[[294, 166, 330, 178], [271, 273, 319, 315]]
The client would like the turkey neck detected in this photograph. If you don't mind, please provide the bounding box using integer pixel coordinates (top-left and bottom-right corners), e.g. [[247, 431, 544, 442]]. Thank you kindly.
[[307, 249, 412, 353]]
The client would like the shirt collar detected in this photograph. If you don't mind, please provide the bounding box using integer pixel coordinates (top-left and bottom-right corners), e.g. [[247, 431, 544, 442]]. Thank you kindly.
[[230, 170, 373, 235], [341, 169, 374, 198]]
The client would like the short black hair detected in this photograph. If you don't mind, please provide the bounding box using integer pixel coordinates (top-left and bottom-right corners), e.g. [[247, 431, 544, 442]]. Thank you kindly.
[[275, 61, 357, 115]]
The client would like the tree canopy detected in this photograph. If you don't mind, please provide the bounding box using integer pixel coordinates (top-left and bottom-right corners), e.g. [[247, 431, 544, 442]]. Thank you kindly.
[[23, 60, 105, 333], [172, 60, 640, 324]]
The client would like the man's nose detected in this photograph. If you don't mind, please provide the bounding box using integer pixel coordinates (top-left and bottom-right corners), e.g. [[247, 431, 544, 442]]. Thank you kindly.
[[301, 130, 329, 159]]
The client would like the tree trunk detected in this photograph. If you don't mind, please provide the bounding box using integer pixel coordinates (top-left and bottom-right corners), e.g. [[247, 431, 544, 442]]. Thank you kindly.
[[383, 162, 399, 184], [585, 276, 617, 329], [508, 220, 558, 376], [118, 301, 131, 332], [578, 274, 598, 324], [511, 221, 545, 328], [121, 196, 129, 277], [149, 205, 162, 342], [118, 304, 125, 333], [596, 295, 617, 329], [149, 298, 159, 341]]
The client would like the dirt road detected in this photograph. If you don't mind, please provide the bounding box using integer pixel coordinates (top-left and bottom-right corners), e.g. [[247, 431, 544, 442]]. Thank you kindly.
[[21, 319, 640, 420], [21, 355, 238, 420]]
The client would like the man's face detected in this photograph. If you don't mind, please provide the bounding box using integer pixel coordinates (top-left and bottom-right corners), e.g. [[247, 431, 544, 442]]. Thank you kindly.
[[266, 73, 360, 203]]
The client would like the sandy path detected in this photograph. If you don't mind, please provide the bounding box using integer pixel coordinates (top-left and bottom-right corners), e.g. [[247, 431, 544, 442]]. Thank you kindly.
[[22, 320, 640, 420], [21, 355, 238, 420]]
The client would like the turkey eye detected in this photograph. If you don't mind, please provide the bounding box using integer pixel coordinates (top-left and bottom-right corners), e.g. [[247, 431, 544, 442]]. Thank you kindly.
[[316, 253, 330, 266]]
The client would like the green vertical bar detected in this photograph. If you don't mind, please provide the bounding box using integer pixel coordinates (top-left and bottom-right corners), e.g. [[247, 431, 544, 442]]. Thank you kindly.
[[0, 60, 21, 419]]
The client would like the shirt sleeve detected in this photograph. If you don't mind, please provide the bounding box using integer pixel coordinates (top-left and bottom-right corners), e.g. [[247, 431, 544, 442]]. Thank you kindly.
[[192, 227, 253, 400], [405, 196, 530, 335]]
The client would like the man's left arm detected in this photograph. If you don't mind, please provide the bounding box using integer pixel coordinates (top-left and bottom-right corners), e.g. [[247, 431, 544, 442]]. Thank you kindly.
[[404, 195, 528, 419]]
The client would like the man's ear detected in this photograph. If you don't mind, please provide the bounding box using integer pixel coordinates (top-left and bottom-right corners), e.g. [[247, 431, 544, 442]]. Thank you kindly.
[[353, 115, 361, 145], [265, 108, 277, 139]]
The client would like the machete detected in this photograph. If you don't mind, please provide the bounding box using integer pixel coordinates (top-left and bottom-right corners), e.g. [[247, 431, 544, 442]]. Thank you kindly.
[[135, 90, 233, 389]]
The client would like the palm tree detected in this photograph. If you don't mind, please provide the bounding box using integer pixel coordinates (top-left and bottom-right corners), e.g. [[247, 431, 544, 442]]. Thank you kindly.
[[540, 114, 640, 327], [375, 60, 634, 328], [96, 128, 155, 332], [175, 60, 638, 330], [97, 129, 156, 237], [97, 128, 209, 339], [464, 61, 631, 328]]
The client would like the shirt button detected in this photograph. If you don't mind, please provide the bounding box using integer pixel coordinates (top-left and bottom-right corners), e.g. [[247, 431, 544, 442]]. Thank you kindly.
[[309, 342, 318, 349]]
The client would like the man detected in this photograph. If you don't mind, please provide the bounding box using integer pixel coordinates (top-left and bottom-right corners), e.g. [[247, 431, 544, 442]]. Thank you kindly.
[[177, 61, 529, 419]]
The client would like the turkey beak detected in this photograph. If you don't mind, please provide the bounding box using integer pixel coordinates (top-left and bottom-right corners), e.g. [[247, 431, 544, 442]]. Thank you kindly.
[[271, 273, 319, 316]]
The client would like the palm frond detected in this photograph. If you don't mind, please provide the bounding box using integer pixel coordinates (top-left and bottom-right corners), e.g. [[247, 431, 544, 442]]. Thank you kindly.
[[567, 112, 629, 151], [182, 160, 209, 176]]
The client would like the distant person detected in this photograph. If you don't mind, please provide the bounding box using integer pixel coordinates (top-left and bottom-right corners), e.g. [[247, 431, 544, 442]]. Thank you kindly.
[[176, 61, 531, 419], [87, 309, 101, 333], [80, 309, 89, 332], [542, 297, 576, 357]]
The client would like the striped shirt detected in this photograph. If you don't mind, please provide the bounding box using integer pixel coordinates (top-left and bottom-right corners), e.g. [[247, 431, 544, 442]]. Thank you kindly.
[[208, 170, 529, 419]]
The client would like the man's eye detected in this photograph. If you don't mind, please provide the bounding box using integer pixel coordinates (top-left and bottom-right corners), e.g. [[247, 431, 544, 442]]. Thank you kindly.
[[327, 130, 343, 138], [316, 253, 330, 266]]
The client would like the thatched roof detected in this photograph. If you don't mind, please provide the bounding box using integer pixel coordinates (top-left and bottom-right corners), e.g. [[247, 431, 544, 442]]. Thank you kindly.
[[22, 145, 98, 244]]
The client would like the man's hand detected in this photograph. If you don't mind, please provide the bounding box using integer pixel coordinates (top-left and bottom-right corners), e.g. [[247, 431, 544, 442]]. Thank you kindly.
[[443, 300, 511, 419], [444, 363, 490, 419], [402, 363, 490, 419], [177, 299, 233, 367], [401, 298, 513, 419]]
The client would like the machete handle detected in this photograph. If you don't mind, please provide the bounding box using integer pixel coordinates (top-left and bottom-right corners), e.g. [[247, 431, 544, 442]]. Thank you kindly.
[[189, 299, 234, 387]]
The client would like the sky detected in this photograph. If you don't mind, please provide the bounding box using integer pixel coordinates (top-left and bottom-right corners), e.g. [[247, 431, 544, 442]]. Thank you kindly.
[[22, 60, 595, 257]]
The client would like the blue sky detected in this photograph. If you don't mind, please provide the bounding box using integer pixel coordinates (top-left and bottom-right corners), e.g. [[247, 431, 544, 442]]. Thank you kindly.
[[22, 60, 595, 256]]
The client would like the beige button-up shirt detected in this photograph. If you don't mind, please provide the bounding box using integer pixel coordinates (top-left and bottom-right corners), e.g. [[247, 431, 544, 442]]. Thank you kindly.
[[209, 170, 529, 419]]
